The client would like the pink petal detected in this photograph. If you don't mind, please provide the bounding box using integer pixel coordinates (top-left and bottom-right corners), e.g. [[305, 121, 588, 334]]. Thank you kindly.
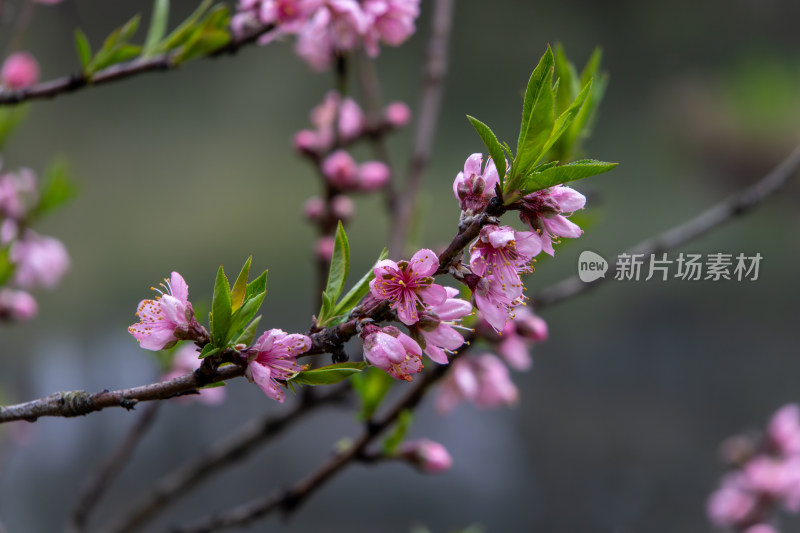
[[395, 295, 420, 325], [498, 336, 532, 371], [550, 186, 586, 212], [376, 332, 408, 363], [435, 297, 472, 321], [424, 344, 449, 365], [463, 153, 483, 177], [423, 324, 464, 351], [542, 215, 583, 239], [409, 248, 439, 277], [170, 271, 189, 302], [475, 292, 508, 332], [514, 230, 542, 258], [250, 362, 285, 403], [418, 283, 447, 307], [487, 226, 515, 249]]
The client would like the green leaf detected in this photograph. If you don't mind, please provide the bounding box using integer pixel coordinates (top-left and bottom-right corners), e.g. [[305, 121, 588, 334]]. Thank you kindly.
[[519, 159, 617, 196], [537, 80, 592, 159], [317, 222, 350, 323], [244, 270, 267, 301], [174, 27, 230, 63], [289, 362, 367, 386], [0, 106, 28, 151], [234, 315, 261, 346], [467, 115, 507, 189], [198, 344, 221, 359], [74, 29, 92, 71], [0, 247, 14, 287], [119, 14, 141, 42], [351, 366, 394, 421], [383, 409, 413, 454], [143, 0, 170, 57], [553, 43, 580, 116], [228, 291, 266, 341], [159, 0, 213, 52], [31, 159, 78, 219], [210, 265, 232, 346], [199, 380, 226, 389], [230, 256, 252, 312], [514, 46, 556, 177], [328, 248, 389, 326]]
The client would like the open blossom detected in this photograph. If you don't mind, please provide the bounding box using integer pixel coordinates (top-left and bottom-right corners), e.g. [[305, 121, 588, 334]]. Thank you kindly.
[[233, 0, 321, 42], [128, 272, 199, 351], [412, 286, 472, 364], [370, 248, 447, 325], [1, 52, 39, 90], [469, 273, 525, 333], [470, 224, 540, 296], [361, 0, 420, 57], [361, 324, 423, 381], [436, 354, 519, 414], [400, 438, 452, 473], [517, 185, 586, 256], [163, 345, 226, 406], [496, 308, 548, 371], [11, 231, 70, 290], [0, 289, 37, 322], [453, 153, 501, 214], [246, 328, 311, 402]]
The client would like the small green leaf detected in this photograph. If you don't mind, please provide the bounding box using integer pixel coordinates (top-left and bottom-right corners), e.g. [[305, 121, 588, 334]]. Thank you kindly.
[[228, 291, 266, 341], [244, 270, 267, 301], [234, 315, 261, 346], [383, 409, 413, 454], [467, 115, 507, 189], [289, 362, 367, 386], [159, 0, 213, 52], [174, 28, 230, 63], [74, 29, 92, 71], [0, 106, 28, 151], [230, 256, 252, 312], [0, 247, 15, 286], [317, 222, 350, 323], [537, 80, 592, 159], [514, 46, 556, 177], [553, 43, 580, 115], [351, 366, 394, 421], [31, 159, 78, 219], [119, 14, 141, 42], [144, 0, 170, 57], [328, 248, 389, 326], [199, 380, 226, 389], [210, 265, 232, 346], [519, 159, 617, 196], [198, 344, 220, 359]]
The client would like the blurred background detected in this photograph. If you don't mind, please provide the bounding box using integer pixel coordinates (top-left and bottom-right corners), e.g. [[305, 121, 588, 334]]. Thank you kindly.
[[1, 0, 800, 531]]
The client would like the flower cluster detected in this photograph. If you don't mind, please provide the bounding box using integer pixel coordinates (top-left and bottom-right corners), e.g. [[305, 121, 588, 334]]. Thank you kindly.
[[0, 165, 70, 322], [707, 404, 800, 532], [233, 0, 421, 71]]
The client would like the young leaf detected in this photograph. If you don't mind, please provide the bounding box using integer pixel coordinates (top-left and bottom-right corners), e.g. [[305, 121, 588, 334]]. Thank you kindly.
[[143, 0, 170, 57], [519, 159, 617, 195], [0, 247, 14, 287], [230, 256, 252, 312], [538, 80, 592, 159], [289, 362, 367, 386], [74, 29, 92, 71], [210, 265, 232, 346], [234, 315, 261, 346], [244, 270, 267, 301], [553, 43, 580, 115], [198, 344, 221, 359], [467, 115, 507, 188], [383, 409, 413, 454], [328, 248, 389, 326], [317, 222, 350, 322], [159, 0, 213, 52], [118, 14, 141, 42], [351, 366, 394, 421], [228, 291, 266, 341], [0, 106, 28, 151], [514, 46, 556, 176]]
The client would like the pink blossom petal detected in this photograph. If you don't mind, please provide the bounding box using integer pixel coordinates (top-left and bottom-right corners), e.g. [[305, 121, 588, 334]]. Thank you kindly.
[[424, 344, 449, 365], [423, 324, 464, 351], [498, 335, 532, 371], [435, 297, 473, 321], [514, 231, 542, 258], [250, 362, 285, 402], [170, 272, 189, 302], [542, 215, 583, 239], [409, 248, 439, 277], [550, 186, 586, 212], [463, 153, 483, 177], [486, 227, 515, 249], [418, 283, 447, 307]]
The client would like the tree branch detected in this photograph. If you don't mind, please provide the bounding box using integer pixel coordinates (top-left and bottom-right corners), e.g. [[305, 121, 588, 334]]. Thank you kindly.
[[388, 0, 455, 257], [534, 144, 800, 309], [0, 24, 275, 107]]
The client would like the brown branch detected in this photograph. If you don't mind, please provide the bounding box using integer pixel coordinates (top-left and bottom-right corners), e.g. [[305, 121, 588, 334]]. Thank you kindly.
[[534, 144, 800, 309], [0, 364, 244, 423], [107, 387, 348, 533], [0, 23, 275, 107], [65, 403, 161, 533], [388, 0, 455, 257]]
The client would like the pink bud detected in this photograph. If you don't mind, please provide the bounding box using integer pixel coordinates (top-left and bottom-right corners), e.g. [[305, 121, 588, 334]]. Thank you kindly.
[[0, 289, 38, 321], [293, 130, 319, 155], [401, 439, 452, 473], [330, 194, 355, 220], [358, 161, 390, 190], [321, 150, 359, 189], [315, 236, 335, 261], [1, 52, 40, 90], [338, 98, 365, 140], [385, 101, 411, 127], [303, 196, 326, 221]]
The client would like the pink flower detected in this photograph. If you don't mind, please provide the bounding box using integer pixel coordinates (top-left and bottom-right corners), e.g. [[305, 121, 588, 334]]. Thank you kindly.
[[245, 328, 312, 402], [0, 167, 38, 220], [0, 289, 37, 321], [436, 354, 519, 414], [362, 0, 420, 57], [413, 286, 472, 364], [768, 403, 800, 456], [361, 324, 423, 381], [469, 274, 525, 333], [518, 185, 586, 256], [400, 438, 452, 473], [163, 344, 226, 406], [128, 272, 198, 351], [295, 1, 368, 71], [497, 308, 548, 371], [453, 153, 501, 214], [384, 101, 411, 127], [706, 473, 756, 527], [369, 248, 447, 325], [357, 161, 390, 190], [10, 231, 70, 290], [322, 150, 359, 188], [1, 52, 39, 90], [470, 225, 540, 295]]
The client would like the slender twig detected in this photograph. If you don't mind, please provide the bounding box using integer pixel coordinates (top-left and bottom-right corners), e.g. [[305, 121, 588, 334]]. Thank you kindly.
[[108, 387, 348, 533], [171, 345, 467, 533], [65, 403, 161, 533], [388, 0, 455, 257], [534, 144, 800, 309], [0, 23, 275, 107]]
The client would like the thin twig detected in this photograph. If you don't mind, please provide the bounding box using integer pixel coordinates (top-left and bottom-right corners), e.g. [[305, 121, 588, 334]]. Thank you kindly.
[[0, 23, 275, 107], [388, 0, 455, 257], [108, 387, 348, 533], [65, 403, 161, 533], [534, 144, 800, 309]]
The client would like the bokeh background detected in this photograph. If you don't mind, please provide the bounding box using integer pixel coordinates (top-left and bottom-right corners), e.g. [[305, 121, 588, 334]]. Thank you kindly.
[[1, 0, 800, 531]]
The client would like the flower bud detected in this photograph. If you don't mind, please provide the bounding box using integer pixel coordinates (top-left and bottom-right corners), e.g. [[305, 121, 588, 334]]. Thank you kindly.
[[322, 150, 359, 189], [0, 289, 37, 321], [303, 196, 326, 221], [400, 439, 453, 473], [384, 101, 411, 127], [358, 161, 390, 190], [330, 194, 355, 220], [1, 52, 39, 90]]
